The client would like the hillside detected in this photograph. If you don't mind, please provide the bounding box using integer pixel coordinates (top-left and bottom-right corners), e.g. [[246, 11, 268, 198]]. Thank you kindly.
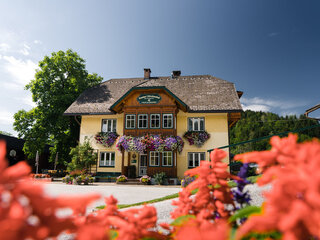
[[230, 110, 320, 155]]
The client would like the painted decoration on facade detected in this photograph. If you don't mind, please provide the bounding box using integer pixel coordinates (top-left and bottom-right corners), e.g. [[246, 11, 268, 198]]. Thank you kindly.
[[137, 94, 161, 104]]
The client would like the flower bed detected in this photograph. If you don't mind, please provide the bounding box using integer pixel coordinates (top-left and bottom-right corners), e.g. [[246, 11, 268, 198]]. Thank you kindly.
[[94, 131, 119, 147], [116, 134, 184, 153], [183, 130, 210, 147], [30, 174, 52, 181], [62, 170, 94, 185]]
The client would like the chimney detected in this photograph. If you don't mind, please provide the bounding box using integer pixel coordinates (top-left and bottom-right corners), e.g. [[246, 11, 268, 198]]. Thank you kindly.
[[171, 70, 181, 78], [144, 68, 151, 79]]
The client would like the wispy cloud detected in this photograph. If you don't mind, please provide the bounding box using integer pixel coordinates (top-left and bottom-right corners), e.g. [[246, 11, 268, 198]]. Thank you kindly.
[[268, 32, 279, 37], [241, 97, 308, 116], [19, 43, 31, 56], [0, 43, 10, 52], [16, 95, 37, 108], [1, 55, 37, 87], [0, 110, 14, 125], [33, 40, 42, 44]]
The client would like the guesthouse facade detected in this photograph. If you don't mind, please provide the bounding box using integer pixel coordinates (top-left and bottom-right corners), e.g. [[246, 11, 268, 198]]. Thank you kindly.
[[64, 69, 243, 179]]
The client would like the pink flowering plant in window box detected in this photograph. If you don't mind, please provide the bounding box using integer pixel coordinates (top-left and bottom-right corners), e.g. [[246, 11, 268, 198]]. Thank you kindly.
[[94, 131, 119, 148], [116, 134, 184, 153], [183, 130, 210, 147]]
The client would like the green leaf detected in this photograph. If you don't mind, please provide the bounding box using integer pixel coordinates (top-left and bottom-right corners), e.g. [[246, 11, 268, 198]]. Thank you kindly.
[[171, 215, 196, 226], [229, 206, 262, 223], [109, 230, 118, 240]]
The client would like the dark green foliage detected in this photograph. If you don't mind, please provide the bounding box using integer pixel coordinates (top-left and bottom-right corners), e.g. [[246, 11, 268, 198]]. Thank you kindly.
[[68, 139, 97, 172], [13, 50, 102, 164], [230, 110, 320, 155], [153, 172, 167, 185]]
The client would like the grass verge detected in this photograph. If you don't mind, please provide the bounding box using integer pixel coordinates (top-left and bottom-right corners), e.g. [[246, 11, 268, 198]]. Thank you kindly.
[[96, 189, 199, 210], [96, 192, 179, 210]]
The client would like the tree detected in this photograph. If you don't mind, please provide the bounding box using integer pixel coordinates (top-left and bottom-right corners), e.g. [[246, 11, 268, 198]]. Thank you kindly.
[[68, 139, 97, 172], [13, 49, 103, 164], [230, 110, 320, 155], [0, 131, 13, 136]]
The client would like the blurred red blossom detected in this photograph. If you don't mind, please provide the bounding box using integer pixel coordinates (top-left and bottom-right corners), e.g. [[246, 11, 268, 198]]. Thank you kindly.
[[172, 149, 237, 221], [235, 134, 320, 240], [0, 141, 100, 240], [77, 195, 166, 240]]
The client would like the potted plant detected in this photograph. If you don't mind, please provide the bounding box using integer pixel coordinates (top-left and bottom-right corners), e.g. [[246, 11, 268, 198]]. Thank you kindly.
[[116, 175, 128, 184], [139, 175, 151, 185], [154, 172, 167, 185]]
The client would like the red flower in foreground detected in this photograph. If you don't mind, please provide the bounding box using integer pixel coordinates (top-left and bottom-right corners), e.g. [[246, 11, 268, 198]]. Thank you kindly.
[[172, 149, 237, 221], [77, 195, 166, 240], [235, 134, 320, 240], [0, 141, 100, 240]]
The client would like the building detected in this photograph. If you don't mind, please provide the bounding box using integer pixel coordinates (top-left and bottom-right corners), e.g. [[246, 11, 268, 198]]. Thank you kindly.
[[64, 69, 243, 180], [0, 133, 52, 172]]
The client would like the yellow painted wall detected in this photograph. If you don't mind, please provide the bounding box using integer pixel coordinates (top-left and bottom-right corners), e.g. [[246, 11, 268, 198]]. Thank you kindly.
[[79, 112, 230, 178], [79, 114, 124, 173], [176, 111, 229, 179]]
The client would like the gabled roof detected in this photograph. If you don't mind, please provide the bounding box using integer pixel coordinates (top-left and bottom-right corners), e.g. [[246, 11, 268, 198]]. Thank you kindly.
[[64, 75, 243, 115], [110, 86, 188, 113]]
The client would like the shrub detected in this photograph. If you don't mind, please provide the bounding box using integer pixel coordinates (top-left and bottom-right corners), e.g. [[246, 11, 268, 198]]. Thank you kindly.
[[154, 172, 167, 185], [68, 139, 97, 172]]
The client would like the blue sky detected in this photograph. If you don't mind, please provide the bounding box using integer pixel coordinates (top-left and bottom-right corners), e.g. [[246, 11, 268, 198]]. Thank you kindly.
[[0, 0, 319, 135]]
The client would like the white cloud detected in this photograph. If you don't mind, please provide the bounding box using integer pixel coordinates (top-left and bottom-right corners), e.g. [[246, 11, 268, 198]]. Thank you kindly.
[[19, 43, 31, 56], [17, 95, 37, 108], [241, 97, 307, 111], [0, 43, 10, 52], [2, 55, 37, 87], [242, 104, 271, 112], [240, 97, 309, 116], [33, 40, 42, 44], [0, 110, 14, 125]]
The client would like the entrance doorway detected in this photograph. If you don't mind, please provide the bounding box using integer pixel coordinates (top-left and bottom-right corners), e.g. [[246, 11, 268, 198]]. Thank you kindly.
[[139, 154, 147, 176]]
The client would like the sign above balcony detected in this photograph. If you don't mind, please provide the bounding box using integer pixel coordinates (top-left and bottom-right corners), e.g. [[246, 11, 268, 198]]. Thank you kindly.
[[137, 94, 161, 104]]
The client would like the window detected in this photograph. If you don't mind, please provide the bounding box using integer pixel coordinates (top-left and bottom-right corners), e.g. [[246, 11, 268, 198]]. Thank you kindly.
[[149, 151, 160, 166], [162, 151, 173, 166], [100, 152, 115, 167], [188, 118, 204, 131], [163, 114, 173, 128], [138, 114, 148, 128], [188, 152, 205, 168], [125, 114, 136, 129], [102, 119, 117, 132], [150, 114, 160, 128]]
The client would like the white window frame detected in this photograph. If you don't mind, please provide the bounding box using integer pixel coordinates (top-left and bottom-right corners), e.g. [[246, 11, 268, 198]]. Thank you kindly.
[[102, 119, 117, 132], [188, 117, 205, 131], [125, 114, 136, 129], [138, 114, 148, 129], [163, 113, 173, 129], [100, 152, 115, 167], [162, 151, 173, 166], [188, 152, 205, 168], [149, 151, 160, 166], [150, 114, 161, 128]]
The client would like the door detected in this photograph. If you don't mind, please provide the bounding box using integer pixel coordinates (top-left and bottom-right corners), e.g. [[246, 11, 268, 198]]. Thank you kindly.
[[139, 154, 147, 176]]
